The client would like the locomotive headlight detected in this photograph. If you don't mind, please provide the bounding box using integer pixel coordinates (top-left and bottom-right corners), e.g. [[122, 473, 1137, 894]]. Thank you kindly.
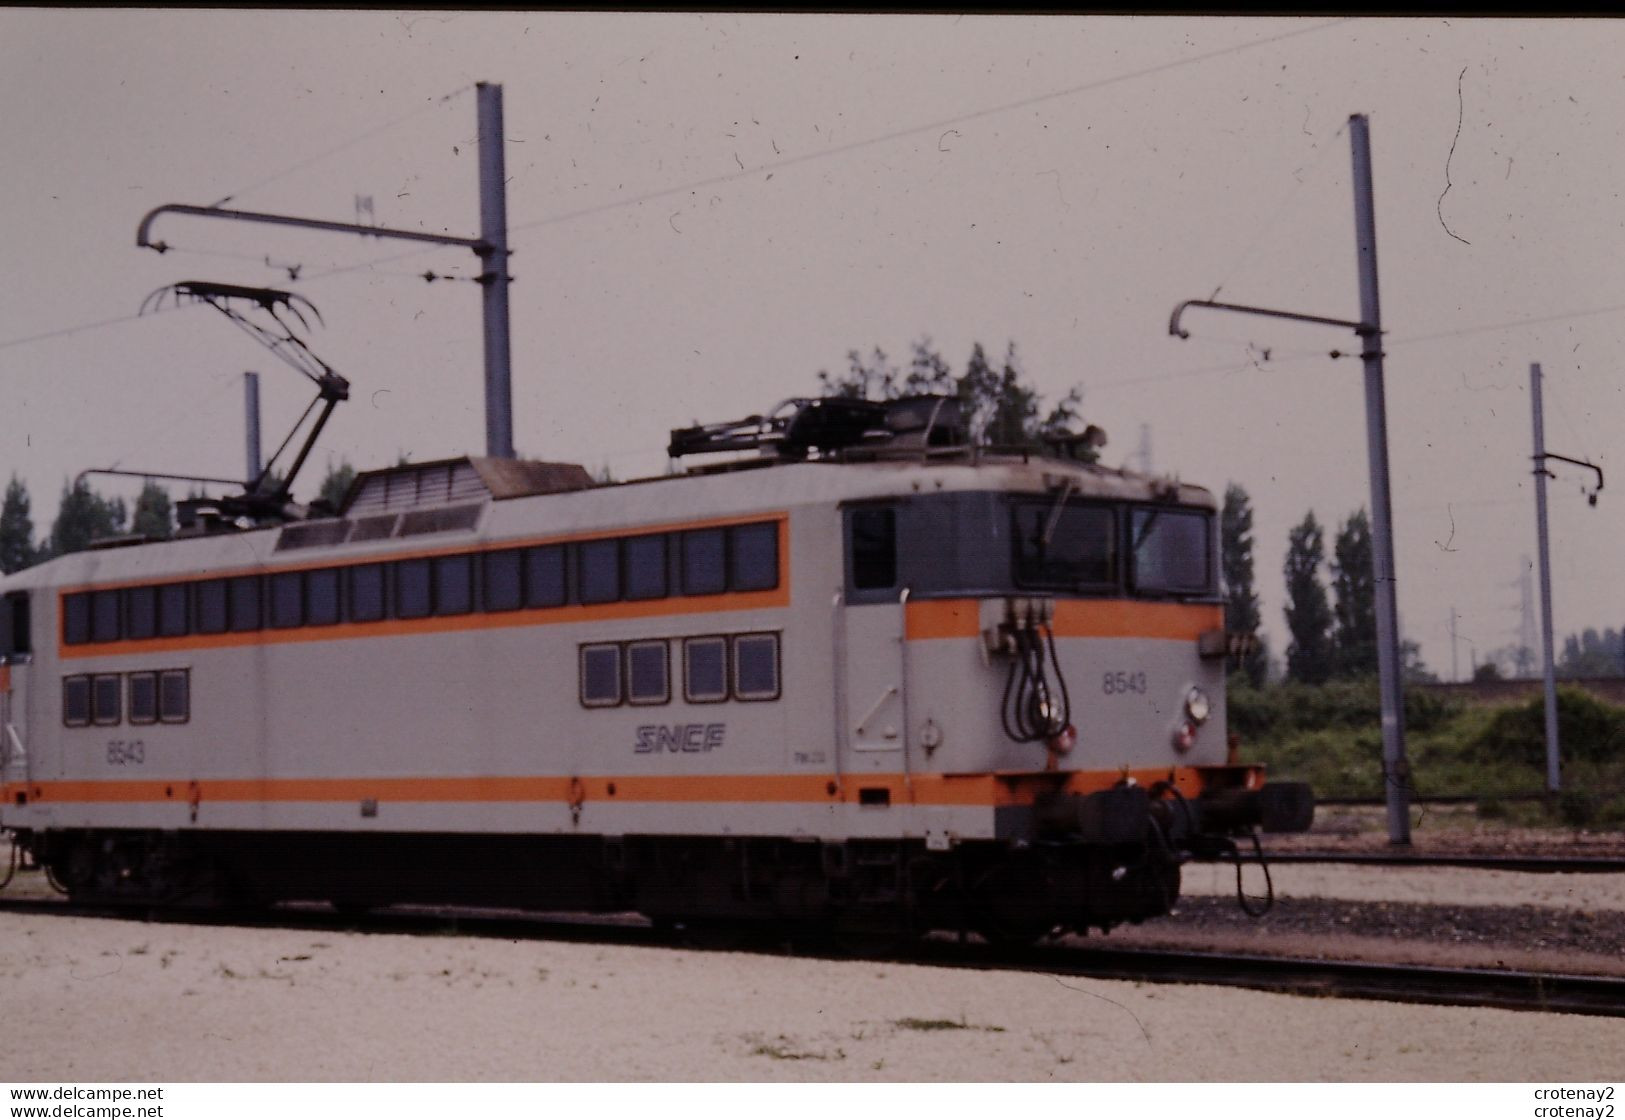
[[1184, 686, 1211, 726]]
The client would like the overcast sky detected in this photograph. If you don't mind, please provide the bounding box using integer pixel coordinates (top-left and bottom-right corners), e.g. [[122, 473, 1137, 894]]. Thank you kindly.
[[2, 12, 1621, 680]]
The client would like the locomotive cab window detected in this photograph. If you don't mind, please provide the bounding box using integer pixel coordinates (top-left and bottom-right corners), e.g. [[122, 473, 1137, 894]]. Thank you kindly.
[[1130, 508, 1212, 597], [2, 591, 29, 657], [847, 507, 897, 591], [1012, 499, 1116, 591]]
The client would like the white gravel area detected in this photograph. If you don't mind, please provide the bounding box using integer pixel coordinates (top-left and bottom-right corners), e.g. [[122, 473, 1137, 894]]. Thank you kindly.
[[1, 911, 1621, 1082], [1179, 862, 1625, 912]]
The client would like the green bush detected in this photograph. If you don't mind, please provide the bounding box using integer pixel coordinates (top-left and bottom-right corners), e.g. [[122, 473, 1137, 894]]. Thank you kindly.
[[1227, 675, 1463, 740], [1468, 687, 1625, 767]]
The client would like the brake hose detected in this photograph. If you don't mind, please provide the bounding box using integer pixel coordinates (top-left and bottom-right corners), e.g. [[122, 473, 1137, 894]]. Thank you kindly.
[[1000, 622, 1073, 743]]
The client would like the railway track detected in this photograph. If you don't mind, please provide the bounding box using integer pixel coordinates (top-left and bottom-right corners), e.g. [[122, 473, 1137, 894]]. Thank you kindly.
[[2, 893, 1621, 1019], [1196, 852, 1625, 873]]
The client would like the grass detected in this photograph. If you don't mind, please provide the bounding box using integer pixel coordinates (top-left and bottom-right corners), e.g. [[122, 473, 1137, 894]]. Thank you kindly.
[[1231, 678, 1625, 828], [891, 1016, 1005, 1033]]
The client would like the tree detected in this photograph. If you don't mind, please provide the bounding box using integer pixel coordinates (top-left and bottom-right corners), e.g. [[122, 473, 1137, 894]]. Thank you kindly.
[[815, 338, 1089, 456], [1330, 508, 1378, 677], [0, 475, 38, 574], [1401, 638, 1437, 684], [1558, 627, 1624, 678], [47, 479, 127, 558], [130, 480, 173, 541], [1220, 483, 1267, 686], [1282, 511, 1334, 685], [317, 461, 356, 511]]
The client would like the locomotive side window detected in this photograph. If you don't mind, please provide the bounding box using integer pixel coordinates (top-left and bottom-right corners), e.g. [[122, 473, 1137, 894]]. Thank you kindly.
[[680, 530, 727, 595], [269, 571, 305, 629], [483, 549, 523, 612], [196, 580, 229, 635], [158, 669, 190, 723], [62, 675, 91, 726], [228, 576, 263, 633], [730, 523, 779, 592], [92, 589, 122, 643], [626, 640, 670, 705], [733, 633, 781, 701], [128, 671, 158, 725], [682, 636, 728, 703], [524, 545, 567, 608], [848, 508, 897, 590], [395, 558, 433, 619], [158, 584, 190, 637], [433, 554, 473, 616], [92, 673, 122, 726], [577, 539, 621, 605], [63, 593, 92, 645], [348, 564, 386, 623], [1130, 509, 1212, 596], [579, 643, 622, 707], [306, 568, 342, 626], [624, 535, 668, 601], [126, 586, 158, 640], [2, 591, 28, 656], [1011, 500, 1116, 591]]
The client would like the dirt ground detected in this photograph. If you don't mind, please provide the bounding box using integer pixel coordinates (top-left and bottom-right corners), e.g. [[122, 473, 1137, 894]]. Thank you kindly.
[[2, 822, 1622, 1083], [0, 892, 1621, 1082]]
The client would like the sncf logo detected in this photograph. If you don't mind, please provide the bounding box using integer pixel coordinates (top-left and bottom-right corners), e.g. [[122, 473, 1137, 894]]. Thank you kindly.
[[635, 723, 725, 754]]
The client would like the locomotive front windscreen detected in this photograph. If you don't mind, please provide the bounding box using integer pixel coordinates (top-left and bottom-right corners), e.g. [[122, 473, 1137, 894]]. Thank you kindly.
[[1129, 508, 1212, 595], [845, 492, 1216, 602], [1011, 501, 1116, 590]]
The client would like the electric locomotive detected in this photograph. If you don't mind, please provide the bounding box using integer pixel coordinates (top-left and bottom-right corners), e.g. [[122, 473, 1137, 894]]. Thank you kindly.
[[0, 393, 1311, 941]]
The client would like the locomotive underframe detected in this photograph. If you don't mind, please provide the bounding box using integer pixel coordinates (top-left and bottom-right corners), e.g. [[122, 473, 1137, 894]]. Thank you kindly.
[[19, 821, 1191, 940]]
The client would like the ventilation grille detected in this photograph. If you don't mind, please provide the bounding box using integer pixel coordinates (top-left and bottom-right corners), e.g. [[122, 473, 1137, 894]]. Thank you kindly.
[[274, 520, 351, 552], [275, 504, 484, 552], [346, 514, 401, 542], [398, 503, 483, 538], [347, 460, 488, 517]]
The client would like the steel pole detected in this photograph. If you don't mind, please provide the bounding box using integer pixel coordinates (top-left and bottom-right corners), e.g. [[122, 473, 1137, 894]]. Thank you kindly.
[[1349, 114, 1412, 845], [244, 371, 262, 489], [477, 82, 515, 460], [1530, 362, 1562, 792]]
